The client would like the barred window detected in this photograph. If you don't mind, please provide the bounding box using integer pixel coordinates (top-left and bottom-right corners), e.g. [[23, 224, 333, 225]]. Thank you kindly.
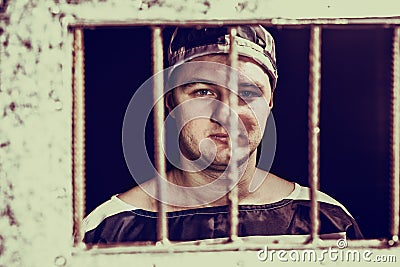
[[71, 11, 400, 267]]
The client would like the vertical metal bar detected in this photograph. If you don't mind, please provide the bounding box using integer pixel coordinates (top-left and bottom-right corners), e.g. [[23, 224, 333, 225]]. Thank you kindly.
[[72, 28, 86, 245], [228, 27, 240, 242], [390, 27, 400, 245], [308, 26, 322, 244], [152, 27, 169, 244]]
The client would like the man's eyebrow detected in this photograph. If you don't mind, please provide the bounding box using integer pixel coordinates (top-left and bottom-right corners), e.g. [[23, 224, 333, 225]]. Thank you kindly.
[[179, 78, 218, 90], [182, 78, 217, 85]]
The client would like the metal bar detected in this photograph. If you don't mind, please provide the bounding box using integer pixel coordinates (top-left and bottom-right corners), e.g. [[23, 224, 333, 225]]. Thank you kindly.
[[152, 27, 169, 244], [68, 17, 400, 28], [72, 28, 86, 246], [227, 27, 240, 242], [390, 27, 400, 245], [307, 26, 322, 244], [77, 238, 391, 255]]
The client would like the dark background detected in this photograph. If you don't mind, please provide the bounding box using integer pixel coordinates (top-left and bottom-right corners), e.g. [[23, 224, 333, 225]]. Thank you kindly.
[[84, 26, 393, 239]]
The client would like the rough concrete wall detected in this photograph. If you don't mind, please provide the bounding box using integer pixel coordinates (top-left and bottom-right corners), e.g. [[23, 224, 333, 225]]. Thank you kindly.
[[0, 1, 399, 267], [0, 0, 73, 267]]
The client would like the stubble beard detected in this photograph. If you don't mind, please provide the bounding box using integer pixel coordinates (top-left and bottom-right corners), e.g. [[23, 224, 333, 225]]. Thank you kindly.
[[178, 134, 257, 173]]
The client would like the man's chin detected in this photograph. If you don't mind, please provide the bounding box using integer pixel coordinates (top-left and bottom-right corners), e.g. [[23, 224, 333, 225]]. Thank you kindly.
[[206, 162, 229, 172], [188, 148, 254, 172]]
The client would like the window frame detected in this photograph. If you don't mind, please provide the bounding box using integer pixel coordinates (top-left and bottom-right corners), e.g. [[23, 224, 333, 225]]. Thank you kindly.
[[69, 11, 400, 255]]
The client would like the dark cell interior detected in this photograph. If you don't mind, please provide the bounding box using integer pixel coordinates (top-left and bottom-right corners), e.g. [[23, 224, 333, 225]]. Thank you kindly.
[[84, 26, 393, 239]]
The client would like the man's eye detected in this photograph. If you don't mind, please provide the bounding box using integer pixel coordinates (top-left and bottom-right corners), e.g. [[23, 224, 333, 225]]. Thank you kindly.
[[239, 90, 261, 98], [194, 89, 213, 96]]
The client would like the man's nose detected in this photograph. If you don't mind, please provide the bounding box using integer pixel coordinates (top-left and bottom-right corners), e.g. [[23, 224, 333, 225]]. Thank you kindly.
[[210, 96, 233, 126]]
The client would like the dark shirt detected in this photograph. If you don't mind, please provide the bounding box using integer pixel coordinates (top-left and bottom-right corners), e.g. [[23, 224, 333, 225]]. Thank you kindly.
[[83, 183, 363, 244]]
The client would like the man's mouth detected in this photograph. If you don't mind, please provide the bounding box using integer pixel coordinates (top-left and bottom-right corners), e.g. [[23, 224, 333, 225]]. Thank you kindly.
[[209, 133, 229, 143]]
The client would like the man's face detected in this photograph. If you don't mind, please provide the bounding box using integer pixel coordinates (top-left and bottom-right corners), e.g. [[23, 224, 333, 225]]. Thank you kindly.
[[167, 55, 273, 170]]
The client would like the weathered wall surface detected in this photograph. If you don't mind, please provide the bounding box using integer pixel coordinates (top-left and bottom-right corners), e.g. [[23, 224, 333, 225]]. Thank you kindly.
[[0, 1, 73, 267], [0, 1, 400, 267]]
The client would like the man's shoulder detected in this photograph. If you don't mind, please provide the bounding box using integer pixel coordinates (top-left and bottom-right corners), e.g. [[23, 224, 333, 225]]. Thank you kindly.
[[288, 184, 354, 218], [82, 194, 139, 235], [288, 184, 363, 238], [254, 170, 355, 218], [118, 179, 157, 211]]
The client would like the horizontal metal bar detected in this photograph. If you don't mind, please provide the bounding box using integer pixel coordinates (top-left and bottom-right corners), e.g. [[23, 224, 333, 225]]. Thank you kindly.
[[68, 17, 400, 28], [77, 238, 395, 255]]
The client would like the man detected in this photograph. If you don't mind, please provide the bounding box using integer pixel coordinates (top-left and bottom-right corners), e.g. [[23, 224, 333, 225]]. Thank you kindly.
[[82, 25, 362, 243]]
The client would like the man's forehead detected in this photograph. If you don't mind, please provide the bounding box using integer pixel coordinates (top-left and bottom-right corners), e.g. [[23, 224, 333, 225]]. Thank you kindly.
[[191, 54, 269, 74]]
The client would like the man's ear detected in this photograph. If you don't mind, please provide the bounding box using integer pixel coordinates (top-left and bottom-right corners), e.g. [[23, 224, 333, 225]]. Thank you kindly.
[[269, 93, 274, 109], [165, 91, 176, 118]]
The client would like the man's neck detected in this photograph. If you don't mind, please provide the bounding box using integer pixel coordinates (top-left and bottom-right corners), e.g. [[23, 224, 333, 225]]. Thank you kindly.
[[169, 153, 258, 206]]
